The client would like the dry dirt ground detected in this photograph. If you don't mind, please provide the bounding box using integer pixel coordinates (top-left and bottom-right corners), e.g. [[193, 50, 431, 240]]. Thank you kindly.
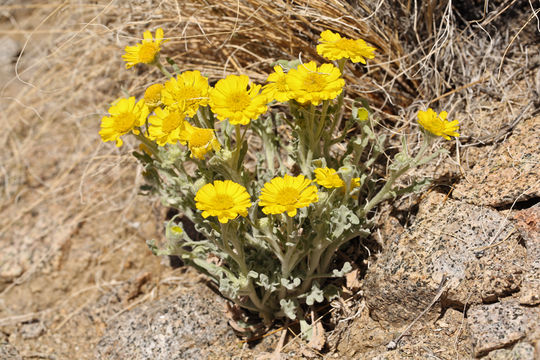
[[0, 1, 539, 359]]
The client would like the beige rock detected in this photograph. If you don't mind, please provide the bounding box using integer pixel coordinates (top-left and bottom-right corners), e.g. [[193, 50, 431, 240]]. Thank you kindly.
[[453, 116, 540, 207], [364, 192, 525, 325], [467, 299, 539, 358]]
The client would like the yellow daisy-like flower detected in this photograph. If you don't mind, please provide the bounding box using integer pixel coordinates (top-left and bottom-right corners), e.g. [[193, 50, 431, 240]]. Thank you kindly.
[[144, 83, 164, 108], [259, 175, 318, 217], [179, 122, 220, 159], [316, 30, 376, 64], [417, 108, 460, 140], [286, 61, 345, 105], [99, 97, 149, 147], [148, 107, 186, 146], [209, 75, 268, 125], [122, 28, 166, 69], [195, 180, 252, 224], [262, 65, 291, 102], [162, 71, 210, 117], [314, 167, 345, 188]]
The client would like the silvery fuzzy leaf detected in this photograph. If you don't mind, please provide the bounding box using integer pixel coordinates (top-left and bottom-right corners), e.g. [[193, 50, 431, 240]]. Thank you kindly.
[[306, 282, 324, 306], [330, 205, 360, 238], [281, 277, 301, 290], [280, 299, 298, 320], [299, 319, 313, 341], [332, 262, 352, 277], [218, 276, 240, 299]]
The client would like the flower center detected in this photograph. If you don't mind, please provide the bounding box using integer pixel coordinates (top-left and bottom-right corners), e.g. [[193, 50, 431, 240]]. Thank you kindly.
[[276, 77, 288, 92], [170, 86, 203, 113], [303, 73, 326, 92], [162, 112, 184, 133], [189, 129, 213, 147], [212, 194, 235, 210], [114, 112, 137, 133], [278, 187, 300, 205], [227, 91, 251, 112], [335, 38, 354, 51], [176, 86, 199, 102], [138, 43, 159, 63]]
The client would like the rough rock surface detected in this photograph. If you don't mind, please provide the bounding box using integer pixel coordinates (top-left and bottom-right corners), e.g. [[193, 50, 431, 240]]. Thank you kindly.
[[333, 304, 472, 359], [485, 342, 537, 360], [0, 337, 21, 360], [452, 116, 540, 207], [511, 204, 540, 305], [95, 285, 236, 360], [467, 299, 539, 357], [363, 191, 524, 325]]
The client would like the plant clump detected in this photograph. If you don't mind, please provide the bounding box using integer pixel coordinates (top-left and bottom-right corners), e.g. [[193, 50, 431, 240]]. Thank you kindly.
[[99, 28, 459, 332]]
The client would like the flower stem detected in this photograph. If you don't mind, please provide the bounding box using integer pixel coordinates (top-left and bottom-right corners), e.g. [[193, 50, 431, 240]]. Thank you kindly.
[[362, 135, 430, 216], [220, 223, 268, 319], [134, 133, 162, 162], [155, 58, 173, 78]]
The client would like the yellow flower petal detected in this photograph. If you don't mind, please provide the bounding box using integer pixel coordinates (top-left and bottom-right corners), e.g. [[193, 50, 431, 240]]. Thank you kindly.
[[417, 108, 460, 140], [286, 61, 344, 105], [314, 167, 345, 188], [259, 174, 318, 217], [99, 97, 149, 147], [162, 71, 210, 117], [316, 30, 376, 64], [195, 180, 252, 223], [122, 28, 165, 69], [209, 75, 268, 125]]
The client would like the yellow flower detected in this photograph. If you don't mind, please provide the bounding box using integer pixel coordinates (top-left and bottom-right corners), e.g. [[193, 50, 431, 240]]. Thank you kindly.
[[162, 71, 210, 117], [99, 97, 149, 147], [259, 175, 318, 217], [314, 167, 345, 188], [195, 180, 252, 223], [148, 107, 186, 146], [286, 61, 344, 105], [144, 83, 164, 108], [316, 30, 376, 64], [262, 65, 291, 102], [179, 122, 220, 159], [122, 28, 166, 69], [417, 108, 460, 140], [209, 75, 268, 125]]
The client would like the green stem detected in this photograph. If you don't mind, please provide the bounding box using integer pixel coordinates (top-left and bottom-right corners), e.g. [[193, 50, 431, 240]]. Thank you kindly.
[[315, 100, 330, 142], [233, 124, 242, 171], [308, 104, 316, 150], [362, 165, 410, 216], [134, 133, 162, 162], [220, 223, 267, 315], [319, 229, 369, 275], [337, 58, 347, 74], [281, 214, 295, 276], [362, 135, 430, 216], [155, 58, 173, 78], [324, 94, 345, 157]]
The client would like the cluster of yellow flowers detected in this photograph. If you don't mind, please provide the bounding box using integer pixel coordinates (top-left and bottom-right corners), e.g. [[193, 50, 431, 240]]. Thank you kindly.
[[100, 27, 460, 225], [99, 29, 379, 149], [195, 165, 366, 223], [195, 167, 362, 223]]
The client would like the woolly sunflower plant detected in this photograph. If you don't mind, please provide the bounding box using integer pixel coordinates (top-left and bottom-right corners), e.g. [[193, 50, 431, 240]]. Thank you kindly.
[[101, 28, 459, 331]]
